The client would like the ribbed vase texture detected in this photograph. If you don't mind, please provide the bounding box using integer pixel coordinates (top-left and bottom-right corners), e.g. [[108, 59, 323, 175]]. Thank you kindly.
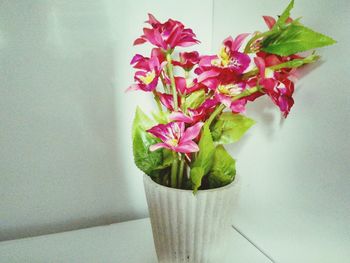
[[143, 175, 240, 263]]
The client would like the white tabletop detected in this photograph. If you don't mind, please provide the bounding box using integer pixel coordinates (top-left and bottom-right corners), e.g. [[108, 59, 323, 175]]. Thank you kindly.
[[0, 218, 271, 263]]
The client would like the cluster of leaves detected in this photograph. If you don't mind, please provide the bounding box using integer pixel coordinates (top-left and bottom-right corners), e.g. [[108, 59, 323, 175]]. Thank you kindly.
[[133, 107, 255, 192]]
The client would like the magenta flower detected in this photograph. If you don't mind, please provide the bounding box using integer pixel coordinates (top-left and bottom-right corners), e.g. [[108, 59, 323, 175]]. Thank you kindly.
[[174, 77, 201, 95], [197, 34, 251, 74], [254, 57, 295, 117], [169, 99, 218, 124], [147, 122, 204, 153], [214, 82, 248, 113], [127, 53, 164, 92], [173, 51, 200, 70], [134, 14, 200, 51], [157, 92, 181, 111]]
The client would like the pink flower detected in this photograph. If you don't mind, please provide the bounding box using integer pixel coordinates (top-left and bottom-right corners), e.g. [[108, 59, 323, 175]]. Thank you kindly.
[[173, 51, 200, 70], [147, 122, 204, 153], [197, 34, 251, 74], [254, 57, 295, 117], [157, 92, 181, 111], [134, 14, 199, 51], [214, 82, 248, 113], [169, 99, 218, 123], [127, 53, 164, 92], [174, 77, 201, 94]]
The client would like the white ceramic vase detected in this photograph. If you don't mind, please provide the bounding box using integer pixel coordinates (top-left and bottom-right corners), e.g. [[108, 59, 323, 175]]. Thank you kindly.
[[143, 174, 240, 263]]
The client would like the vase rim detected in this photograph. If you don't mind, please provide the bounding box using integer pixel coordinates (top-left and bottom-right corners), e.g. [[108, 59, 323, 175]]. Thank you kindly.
[[143, 174, 238, 194]]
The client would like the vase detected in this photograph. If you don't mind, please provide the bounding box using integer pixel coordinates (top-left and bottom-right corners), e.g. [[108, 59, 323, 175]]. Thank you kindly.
[[143, 174, 240, 263]]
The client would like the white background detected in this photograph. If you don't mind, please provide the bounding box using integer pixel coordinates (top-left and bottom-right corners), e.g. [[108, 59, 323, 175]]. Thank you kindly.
[[1, 0, 349, 262]]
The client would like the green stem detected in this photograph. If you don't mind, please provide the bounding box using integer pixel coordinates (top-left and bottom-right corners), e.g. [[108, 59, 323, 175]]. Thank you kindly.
[[166, 53, 178, 111], [171, 152, 179, 188], [160, 73, 169, 93], [206, 104, 225, 126], [242, 54, 320, 80], [178, 156, 185, 188], [152, 90, 163, 112]]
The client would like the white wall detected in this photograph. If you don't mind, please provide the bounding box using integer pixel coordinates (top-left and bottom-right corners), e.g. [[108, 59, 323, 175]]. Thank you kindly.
[[0, 0, 213, 241], [212, 0, 350, 262]]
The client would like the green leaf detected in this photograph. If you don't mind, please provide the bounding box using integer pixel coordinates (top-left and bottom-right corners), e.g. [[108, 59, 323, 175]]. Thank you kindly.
[[262, 24, 336, 56], [132, 107, 154, 138], [154, 149, 173, 170], [190, 167, 205, 194], [273, 0, 294, 29], [132, 107, 163, 176], [152, 110, 169, 124], [190, 124, 215, 192], [184, 89, 205, 109], [211, 112, 255, 144], [208, 145, 236, 188], [133, 127, 163, 175]]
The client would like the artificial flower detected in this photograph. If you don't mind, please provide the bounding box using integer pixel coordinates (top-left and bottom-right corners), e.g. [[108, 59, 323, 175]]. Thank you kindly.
[[134, 14, 199, 51], [147, 122, 204, 153], [173, 51, 200, 70], [254, 57, 295, 117], [127, 53, 164, 92]]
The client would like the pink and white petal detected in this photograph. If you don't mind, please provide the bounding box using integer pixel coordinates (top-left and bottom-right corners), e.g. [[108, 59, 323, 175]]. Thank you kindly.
[[230, 99, 247, 113], [197, 69, 220, 82], [254, 57, 266, 78], [133, 37, 147, 46], [146, 13, 160, 27], [169, 111, 193, 123], [215, 93, 232, 108], [232, 33, 250, 51], [150, 143, 171, 152], [181, 122, 204, 142], [198, 55, 218, 68], [125, 84, 141, 92], [174, 77, 187, 94], [130, 54, 144, 65], [263, 16, 276, 29], [201, 78, 219, 90], [175, 141, 200, 153]]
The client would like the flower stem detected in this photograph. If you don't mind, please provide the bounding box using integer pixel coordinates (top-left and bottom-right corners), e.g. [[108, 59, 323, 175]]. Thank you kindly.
[[178, 156, 185, 188], [160, 73, 169, 93], [153, 90, 163, 112], [242, 54, 320, 80], [171, 152, 179, 188], [206, 104, 225, 126], [166, 52, 178, 111]]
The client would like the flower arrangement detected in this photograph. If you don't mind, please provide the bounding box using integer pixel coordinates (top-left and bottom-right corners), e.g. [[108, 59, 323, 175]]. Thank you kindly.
[[129, 0, 335, 192]]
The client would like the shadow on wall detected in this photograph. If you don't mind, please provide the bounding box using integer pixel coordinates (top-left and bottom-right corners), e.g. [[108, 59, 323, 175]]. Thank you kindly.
[[0, 0, 135, 241]]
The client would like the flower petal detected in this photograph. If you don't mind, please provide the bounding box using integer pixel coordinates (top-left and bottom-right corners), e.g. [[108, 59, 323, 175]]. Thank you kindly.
[[175, 141, 200, 153], [150, 143, 171, 151], [181, 122, 204, 142], [254, 57, 266, 79], [263, 16, 276, 29], [169, 111, 193, 123]]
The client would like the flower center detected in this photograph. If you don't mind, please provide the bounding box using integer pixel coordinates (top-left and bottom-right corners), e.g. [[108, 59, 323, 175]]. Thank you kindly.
[[166, 138, 179, 147], [185, 78, 195, 88], [218, 84, 242, 96], [140, 71, 156, 85], [265, 68, 274, 78], [218, 47, 231, 67]]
